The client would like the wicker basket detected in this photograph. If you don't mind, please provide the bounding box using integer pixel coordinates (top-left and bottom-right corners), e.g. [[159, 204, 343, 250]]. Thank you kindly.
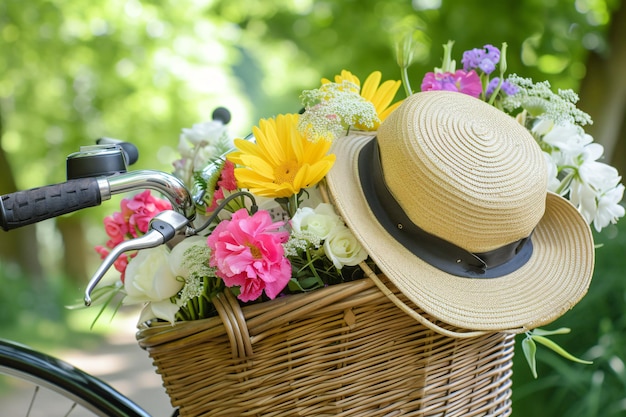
[[137, 267, 514, 417]]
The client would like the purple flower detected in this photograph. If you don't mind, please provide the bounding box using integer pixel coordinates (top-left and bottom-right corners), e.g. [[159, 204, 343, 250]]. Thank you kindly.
[[501, 80, 518, 96], [420, 70, 482, 98], [462, 44, 501, 75], [486, 77, 519, 98]]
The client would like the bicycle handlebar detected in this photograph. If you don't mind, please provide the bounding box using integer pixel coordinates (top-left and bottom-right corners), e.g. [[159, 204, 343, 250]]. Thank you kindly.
[[0, 177, 107, 231], [0, 170, 196, 232]]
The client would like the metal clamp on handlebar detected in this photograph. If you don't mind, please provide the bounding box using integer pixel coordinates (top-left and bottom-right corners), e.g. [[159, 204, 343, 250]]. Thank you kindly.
[[84, 210, 192, 306]]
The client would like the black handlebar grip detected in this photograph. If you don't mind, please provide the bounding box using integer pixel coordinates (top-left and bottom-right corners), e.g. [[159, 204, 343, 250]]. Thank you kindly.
[[0, 178, 103, 231]]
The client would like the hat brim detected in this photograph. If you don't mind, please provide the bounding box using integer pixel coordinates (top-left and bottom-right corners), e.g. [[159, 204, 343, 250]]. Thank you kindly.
[[326, 132, 595, 331]]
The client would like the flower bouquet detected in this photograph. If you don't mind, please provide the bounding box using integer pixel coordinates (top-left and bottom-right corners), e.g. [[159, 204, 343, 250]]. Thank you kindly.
[[91, 41, 623, 416]]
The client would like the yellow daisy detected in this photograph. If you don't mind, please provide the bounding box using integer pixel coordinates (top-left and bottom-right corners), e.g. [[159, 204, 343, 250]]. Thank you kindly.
[[322, 70, 403, 130], [227, 114, 336, 199]]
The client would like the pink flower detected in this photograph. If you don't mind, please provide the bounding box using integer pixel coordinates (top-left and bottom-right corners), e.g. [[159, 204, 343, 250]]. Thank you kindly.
[[122, 190, 172, 236], [217, 160, 238, 191], [114, 253, 133, 283], [420, 70, 482, 98], [95, 245, 109, 260], [103, 211, 129, 247], [94, 190, 171, 283], [207, 208, 291, 302], [207, 188, 225, 213], [207, 161, 239, 212]]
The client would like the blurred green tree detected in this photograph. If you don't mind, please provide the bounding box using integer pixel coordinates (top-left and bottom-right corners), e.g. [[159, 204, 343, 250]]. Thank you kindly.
[[1, 0, 622, 278]]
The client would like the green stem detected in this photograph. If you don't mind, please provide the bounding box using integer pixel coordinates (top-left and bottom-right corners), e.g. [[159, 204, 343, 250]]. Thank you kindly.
[[288, 193, 299, 218], [188, 299, 196, 321], [555, 170, 576, 195], [439, 40, 455, 73], [487, 78, 503, 106], [305, 248, 325, 287], [488, 42, 509, 106], [401, 66, 413, 97]]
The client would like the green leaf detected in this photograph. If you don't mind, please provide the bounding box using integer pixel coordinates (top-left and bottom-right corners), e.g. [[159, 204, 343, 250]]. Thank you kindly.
[[86, 285, 124, 330], [287, 278, 306, 292], [531, 334, 593, 365], [298, 276, 324, 290], [65, 283, 121, 309], [531, 327, 572, 336], [522, 336, 538, 379]]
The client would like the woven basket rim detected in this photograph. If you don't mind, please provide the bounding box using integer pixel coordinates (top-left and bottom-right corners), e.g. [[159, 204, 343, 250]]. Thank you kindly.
[[137, 274, 496, 351]]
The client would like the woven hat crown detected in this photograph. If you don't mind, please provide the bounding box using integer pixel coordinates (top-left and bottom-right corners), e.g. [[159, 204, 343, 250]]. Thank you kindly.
[[377, 91, 548, 253]]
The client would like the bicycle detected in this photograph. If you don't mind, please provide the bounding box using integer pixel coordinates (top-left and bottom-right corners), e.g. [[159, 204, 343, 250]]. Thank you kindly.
[[0, 110, 233, 416]]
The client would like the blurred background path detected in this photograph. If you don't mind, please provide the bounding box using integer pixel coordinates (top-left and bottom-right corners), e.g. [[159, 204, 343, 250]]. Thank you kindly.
[[1, 316, 176, 417]]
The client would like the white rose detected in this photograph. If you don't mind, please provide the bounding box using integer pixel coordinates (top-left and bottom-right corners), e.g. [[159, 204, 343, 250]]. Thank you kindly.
[[123, 246, 184, 305], [290, 207, 315, 233], [323, 225, 368, 269], [138, 300, 181, 325], [291, 203, 343, 240]]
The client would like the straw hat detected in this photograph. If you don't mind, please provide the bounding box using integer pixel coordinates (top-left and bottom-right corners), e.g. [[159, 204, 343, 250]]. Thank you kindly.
[[326, 90, 595, 331]]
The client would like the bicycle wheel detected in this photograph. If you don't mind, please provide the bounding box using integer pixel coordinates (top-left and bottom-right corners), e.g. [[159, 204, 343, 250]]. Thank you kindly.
[[0, 339, 151, 417]]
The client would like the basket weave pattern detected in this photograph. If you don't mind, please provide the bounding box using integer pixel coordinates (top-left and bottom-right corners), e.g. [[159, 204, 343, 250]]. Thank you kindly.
[[137, 277, 514, 416]]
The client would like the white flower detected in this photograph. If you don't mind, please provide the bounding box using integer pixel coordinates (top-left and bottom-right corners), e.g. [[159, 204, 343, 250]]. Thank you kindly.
[[170, 235, 213, 306], [541, 121, 592, 167], [570, 179, 625, 232], [123, 246, 184, 306], [543, 152, 562, 194], [569, 153, 625, 232], [535, 118, 625, 232], [298, 81, 380, 142], [504, 75, 592, 126], [168, 235, 208, 275], [192, 146, 220, 171], [138, 300, 181, 325], [577, 145, 614, 190], [291, 203, 343, 240], [594, 184, 625, 231], [531, 118, 554, 137], [179, 120, 230, 148], [173, 119, 233, 187], [569, 179, 598, 226], [177, 120, 233, 173], [323, 225, 368, 269]]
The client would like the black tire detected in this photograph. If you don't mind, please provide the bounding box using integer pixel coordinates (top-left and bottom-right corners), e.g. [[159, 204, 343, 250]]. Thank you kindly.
[[0, 339, 151, 417]]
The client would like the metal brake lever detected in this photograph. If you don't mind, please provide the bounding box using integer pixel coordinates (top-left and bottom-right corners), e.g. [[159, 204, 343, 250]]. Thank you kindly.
[[84, 210, 192, 306]]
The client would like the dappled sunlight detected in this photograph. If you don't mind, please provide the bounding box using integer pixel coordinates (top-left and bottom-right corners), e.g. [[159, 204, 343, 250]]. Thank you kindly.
[[537, 54, 571, 74], [60, 351, 133, 377]]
